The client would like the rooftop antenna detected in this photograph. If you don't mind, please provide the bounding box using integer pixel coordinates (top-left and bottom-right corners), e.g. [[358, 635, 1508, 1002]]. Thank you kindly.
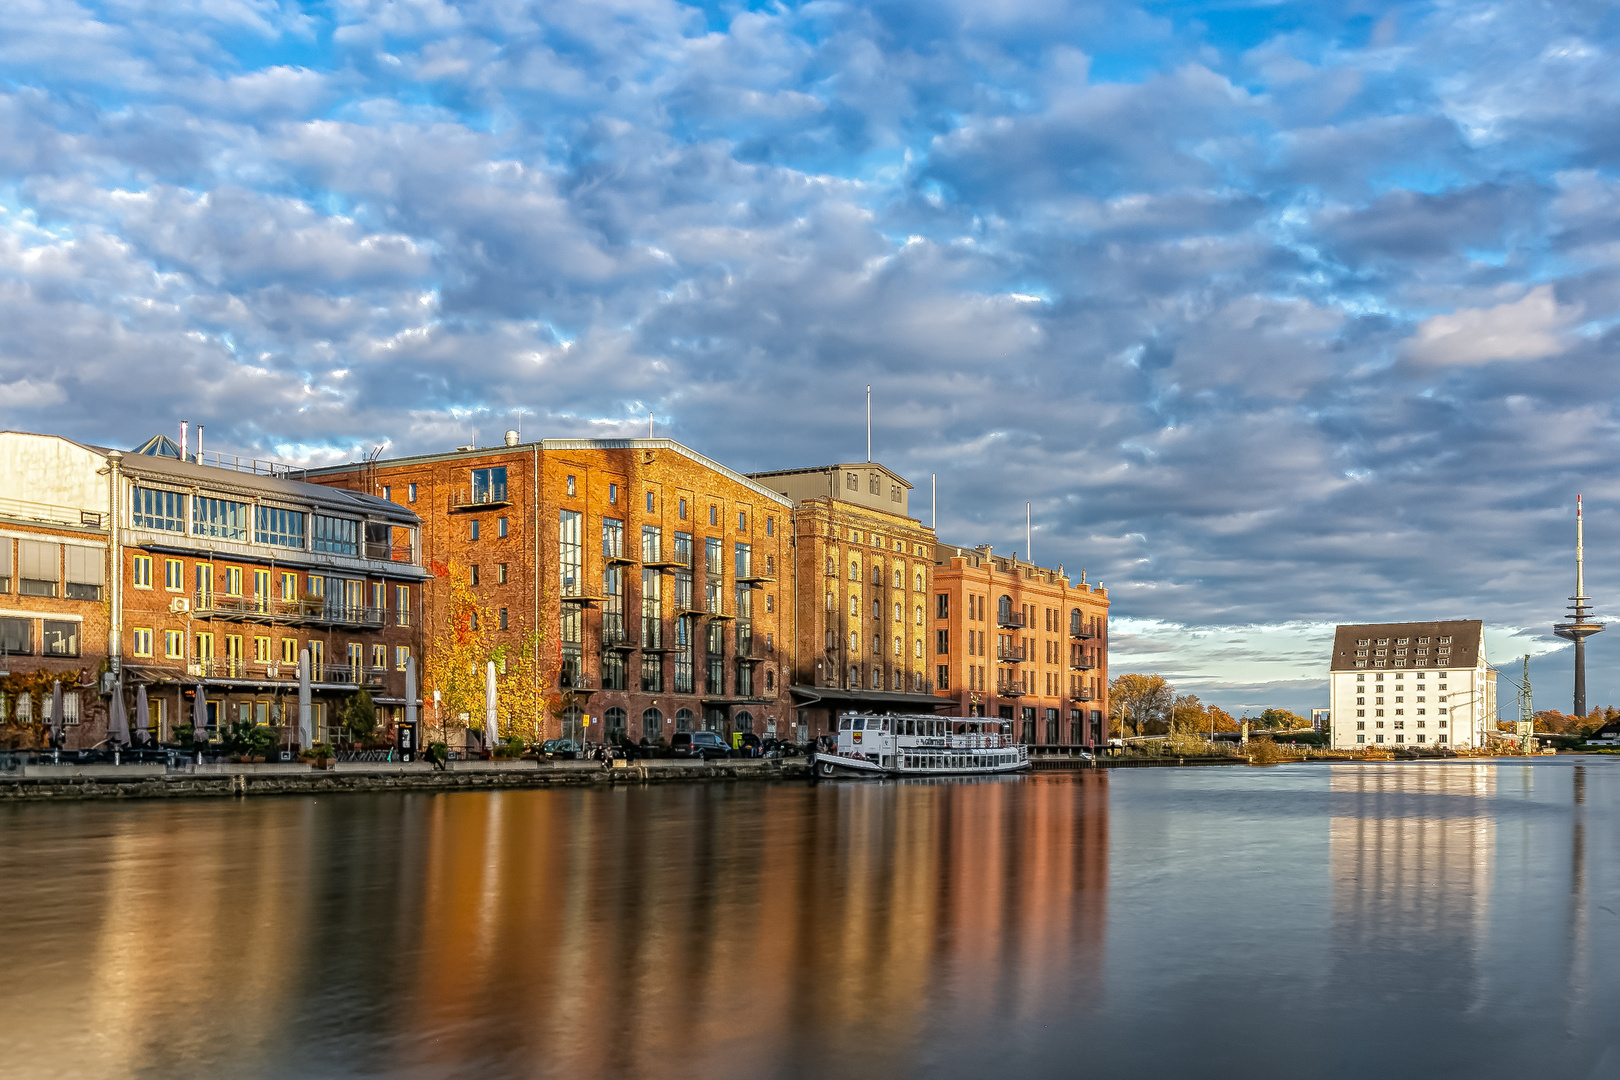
[[1554, 494, 1604, 716], [932, 473, 937, 531], [1026, 502, 1032, 564], [866, 385, 872, 462], [179, 420, 188, 462], [649, 410, 654, 439]]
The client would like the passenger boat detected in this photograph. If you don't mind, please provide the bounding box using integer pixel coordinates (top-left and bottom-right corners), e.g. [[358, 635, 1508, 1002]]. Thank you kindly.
[[812, 713, 1031, 778]]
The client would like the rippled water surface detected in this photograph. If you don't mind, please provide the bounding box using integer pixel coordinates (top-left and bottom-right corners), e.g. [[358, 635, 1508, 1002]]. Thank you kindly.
[[3, 759, 1619, 1079]]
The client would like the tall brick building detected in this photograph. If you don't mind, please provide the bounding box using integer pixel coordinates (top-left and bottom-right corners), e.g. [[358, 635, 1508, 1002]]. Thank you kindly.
[[0, 434, 113, 748], [931, 543, 1109, 747], [0, 430, 427, 748], [747, 462, 944, 739], [308, 437, 796, 744]]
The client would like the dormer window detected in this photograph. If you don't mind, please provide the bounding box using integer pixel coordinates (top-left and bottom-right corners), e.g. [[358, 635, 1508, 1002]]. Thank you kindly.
[[1356, 638, 1370, 646], [1396, 637, 1409, 645], [1377, 638, 1389, 645], [1438, 636, 1451, 644]]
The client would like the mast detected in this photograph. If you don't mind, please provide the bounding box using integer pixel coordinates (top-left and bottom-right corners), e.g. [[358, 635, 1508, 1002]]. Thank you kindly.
[[1554, 494, 1604, 717]]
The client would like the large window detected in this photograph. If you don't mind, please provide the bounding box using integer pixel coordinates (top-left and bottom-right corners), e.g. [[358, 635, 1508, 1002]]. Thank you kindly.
[[642, 708, 663, 741], [19, 540, 59, 597], [43, 620, 79, 657], [471, 467, 507, 504], [132, 487, 185, 531], [641, 526, 662, 563], [0, 617, 31, 655], [641, 653, 663, 693], [602, 652, 626, 691], [193, 496, 248, 540], [734, 542, 752, 578], [602, 518, 624, 560], [255, 506, 306, 548], [559, 511, 582, 596], [313, 516, 358, 555], [642, 568, 663, 648], [706, 621, 725, 695], [674, 617, 695, 694]]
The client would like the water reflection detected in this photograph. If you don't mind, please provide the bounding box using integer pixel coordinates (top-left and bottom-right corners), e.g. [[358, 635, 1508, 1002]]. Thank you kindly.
[[0, 774, 1109, 1080]]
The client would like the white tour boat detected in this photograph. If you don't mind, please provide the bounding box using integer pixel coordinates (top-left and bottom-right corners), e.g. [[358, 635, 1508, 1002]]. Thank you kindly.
[[813, 712, 1031, 778]]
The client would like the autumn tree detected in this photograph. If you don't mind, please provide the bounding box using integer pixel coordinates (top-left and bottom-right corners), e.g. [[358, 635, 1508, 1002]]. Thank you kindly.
[[1110, 674, 1173, 737], [490, 627, 560, 743], [422, 560, 494, 742]]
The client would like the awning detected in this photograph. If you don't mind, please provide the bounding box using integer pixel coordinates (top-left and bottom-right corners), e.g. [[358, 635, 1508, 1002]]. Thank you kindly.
[[789, 685, 956, 713]]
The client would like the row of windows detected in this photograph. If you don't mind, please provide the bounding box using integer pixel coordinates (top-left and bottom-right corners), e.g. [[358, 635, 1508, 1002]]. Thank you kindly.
[[828, 553, 926, 589], [1356, 733, 1447, 744], [0, 616, 81, 657], [936, 592, 1101, 636], [132, 487, 388, 558], [838, 526, 927, 556], [131, 556, 412, 620], [128, 628, 410, 671], [1356, 635, 1451, 646], [0, 539, 104, 600]]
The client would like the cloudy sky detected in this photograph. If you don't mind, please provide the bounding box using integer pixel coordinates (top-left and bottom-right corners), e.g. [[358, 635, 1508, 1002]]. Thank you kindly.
[[3, 0, 1618, 714]]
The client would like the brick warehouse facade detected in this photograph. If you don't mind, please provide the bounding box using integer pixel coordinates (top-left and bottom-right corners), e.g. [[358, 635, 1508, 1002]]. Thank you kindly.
[[747, 462, 945, 739], [0, 430, 428, 748], [307, 437, 796, 745], [0, 446, 113, 747], [932, 544, 1109, 747]]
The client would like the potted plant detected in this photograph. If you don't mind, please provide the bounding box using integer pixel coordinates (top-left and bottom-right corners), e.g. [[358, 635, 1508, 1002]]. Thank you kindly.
[[301, 741, 334, 769]]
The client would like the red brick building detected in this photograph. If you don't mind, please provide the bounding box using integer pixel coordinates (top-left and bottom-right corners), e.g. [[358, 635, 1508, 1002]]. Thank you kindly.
[[0, 434, 113, 746], [0, 430, 428, 748], [932, 544, 1109, 747], [307, 437, 795, 745]]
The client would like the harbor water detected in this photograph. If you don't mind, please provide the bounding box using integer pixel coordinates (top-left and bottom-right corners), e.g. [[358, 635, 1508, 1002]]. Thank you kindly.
[[2, 759, 1618, 1078]]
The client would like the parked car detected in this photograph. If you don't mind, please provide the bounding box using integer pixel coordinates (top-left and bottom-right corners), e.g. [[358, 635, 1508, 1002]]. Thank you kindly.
[[670, 731, 730, 761], [541, 738, 581, 760]]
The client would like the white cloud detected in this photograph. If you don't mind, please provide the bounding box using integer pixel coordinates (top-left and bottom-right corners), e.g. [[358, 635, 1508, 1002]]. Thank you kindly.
[[1402, 285, 1583, 365]]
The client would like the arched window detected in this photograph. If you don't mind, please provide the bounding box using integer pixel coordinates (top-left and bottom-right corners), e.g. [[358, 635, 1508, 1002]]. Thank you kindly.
[[604, 707, 626, 740], [914, 605, 923, 625], [893, 601, 902, 622], [914, 638, 922, 658], [675, 708, 693, 733], [642, 707, 663, 741], [735, 710, 754, 733], [765, 669, 774, 691], [703, 706, 726, 731], [998, 595, 1014, 625], [893, 635, 901, 656], [849, 630, 858, 651], [872, 565, 882, 584], [850, 594, 860, 617], [915, 571, 923, 591], [826, 591, 834, 612], [848, 665, 859, 688], [871, 668, 881, 688], [893, 568, 902, 588], [826, 556, 834, 576], [1070, 608, 1083, 636], [849, 561, 858, 580]]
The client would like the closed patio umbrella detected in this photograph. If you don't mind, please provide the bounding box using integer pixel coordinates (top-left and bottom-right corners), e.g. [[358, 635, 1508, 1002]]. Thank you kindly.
[[50, 680, 65, 748], [405, 655, 418, 728], [484, 661, 498, 752], [134, 684, 149, 747], [107, 682, 130, 747], [298, 649, 313, 748], [192, 684, 208, 744]]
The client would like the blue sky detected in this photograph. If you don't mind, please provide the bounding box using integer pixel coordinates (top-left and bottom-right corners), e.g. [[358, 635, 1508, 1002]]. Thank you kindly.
[[4, 0, 1620, 715]]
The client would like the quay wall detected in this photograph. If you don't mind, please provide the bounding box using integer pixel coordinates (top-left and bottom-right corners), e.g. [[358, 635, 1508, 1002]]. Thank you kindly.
[[0, 758, 811, 802]]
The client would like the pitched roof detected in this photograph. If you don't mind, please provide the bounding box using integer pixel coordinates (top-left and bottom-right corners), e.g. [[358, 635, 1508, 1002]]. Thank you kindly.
[[1329, 620, 1484, 671]]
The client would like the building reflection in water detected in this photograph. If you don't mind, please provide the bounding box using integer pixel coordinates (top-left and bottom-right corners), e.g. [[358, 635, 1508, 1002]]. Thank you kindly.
[[1328, 764, 1496, 1023], [0, 773, 1108, 1080]]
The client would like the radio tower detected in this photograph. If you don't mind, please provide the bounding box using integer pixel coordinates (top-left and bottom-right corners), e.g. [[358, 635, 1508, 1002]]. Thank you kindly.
[[1554, 495, 1604, 717]]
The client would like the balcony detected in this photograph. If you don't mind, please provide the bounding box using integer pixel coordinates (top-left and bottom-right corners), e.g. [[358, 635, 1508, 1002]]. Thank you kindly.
[[559, 671, 596, 695], [1070, 657, 1095, 671], [362, 541, 416, 562], [997, 612, 1025, 630], [1070, 689, 1094, 702], [601, 622, 638, 650], [997, 646, 1025, 663], [1071, 627, 1094, 640], [996, 683, 1026, 698], [182, 659, 386, 687], [193, 590, 385, 628], [449, 488, 510, 512]]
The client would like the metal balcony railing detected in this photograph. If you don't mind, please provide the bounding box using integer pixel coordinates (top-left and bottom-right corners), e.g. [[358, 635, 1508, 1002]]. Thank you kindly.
[[1070, 657, 1095, 671], [1071, 627, 1094, 639], [194, 590, 386, 627], [997, 646, 1025, 663], [997, 612, 1025, 630], [449, 488, 510, 510], [181, 659, 386, 686], [996, 683, 1027, 698], [363, 541, 416, 562], [1070, 689, 1094, 701]]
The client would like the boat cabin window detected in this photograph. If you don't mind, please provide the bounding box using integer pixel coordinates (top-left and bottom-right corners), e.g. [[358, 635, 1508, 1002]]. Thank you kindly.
[[840, 718, 852, 731]]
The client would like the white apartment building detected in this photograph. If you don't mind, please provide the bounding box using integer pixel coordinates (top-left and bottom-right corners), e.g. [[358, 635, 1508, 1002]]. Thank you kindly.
[[1328, 621, 1494, 750]]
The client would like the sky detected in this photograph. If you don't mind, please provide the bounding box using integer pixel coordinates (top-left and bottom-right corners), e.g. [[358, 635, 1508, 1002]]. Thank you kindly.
[[3, 0, 1619, 717]]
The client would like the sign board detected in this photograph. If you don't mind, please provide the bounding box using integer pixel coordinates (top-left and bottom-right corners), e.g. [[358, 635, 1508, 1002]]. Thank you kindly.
[[1516, 721, 1533, 737], [396, 721, 418, 761]]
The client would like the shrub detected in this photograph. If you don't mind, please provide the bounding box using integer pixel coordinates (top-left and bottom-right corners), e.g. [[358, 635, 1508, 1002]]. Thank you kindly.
[[1246, 738, 1284, 765], [493, 736, 524, 759]]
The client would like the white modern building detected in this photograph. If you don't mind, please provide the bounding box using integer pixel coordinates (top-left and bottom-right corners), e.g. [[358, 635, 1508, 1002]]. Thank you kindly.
[[1328, 621, 1494, 750]]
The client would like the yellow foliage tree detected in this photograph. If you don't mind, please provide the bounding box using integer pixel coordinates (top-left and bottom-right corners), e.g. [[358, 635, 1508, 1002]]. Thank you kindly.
[[421, 559, 559, 745]]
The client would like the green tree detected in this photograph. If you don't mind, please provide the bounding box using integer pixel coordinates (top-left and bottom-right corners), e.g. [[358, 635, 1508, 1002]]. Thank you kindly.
[[342, 689, 378, 742]]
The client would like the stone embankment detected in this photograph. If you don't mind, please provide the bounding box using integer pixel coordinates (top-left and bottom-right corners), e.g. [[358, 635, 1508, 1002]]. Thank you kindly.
[[0, 758, 812, 802]]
